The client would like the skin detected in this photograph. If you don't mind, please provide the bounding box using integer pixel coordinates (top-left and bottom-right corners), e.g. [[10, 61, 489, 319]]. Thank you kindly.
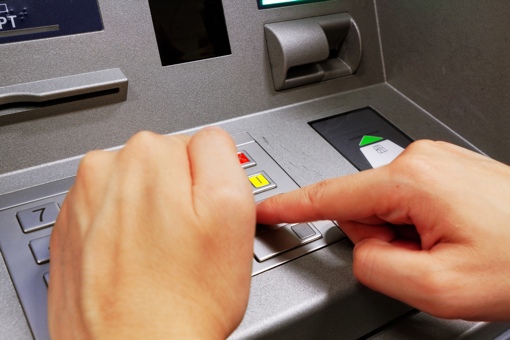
[[48, 128, 256, 339], [48, 130, 510, 338], [257, 140, 510, 321]]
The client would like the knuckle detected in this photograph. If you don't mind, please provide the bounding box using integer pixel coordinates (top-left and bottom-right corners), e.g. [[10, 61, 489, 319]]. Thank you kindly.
[[125, 130, 160, 152], [76, 150, 107, 182], [198, 126, 229, 140], [407, 139, 436, 152], [123, 131, 169, 164], [397, 140, 433, 162], [390, 141, 437, 183], [123, 131, 189, 160]]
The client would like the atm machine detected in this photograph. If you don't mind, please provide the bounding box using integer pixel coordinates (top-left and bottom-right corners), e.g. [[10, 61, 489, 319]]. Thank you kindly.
[[1, 0, 510, 338]]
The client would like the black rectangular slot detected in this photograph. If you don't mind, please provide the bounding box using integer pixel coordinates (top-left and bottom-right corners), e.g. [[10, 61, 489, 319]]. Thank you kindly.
[[148, 0, 231, 66]]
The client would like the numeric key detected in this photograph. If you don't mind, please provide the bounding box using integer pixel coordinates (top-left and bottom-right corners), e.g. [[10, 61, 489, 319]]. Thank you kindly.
[[16, 203, 60, 233]]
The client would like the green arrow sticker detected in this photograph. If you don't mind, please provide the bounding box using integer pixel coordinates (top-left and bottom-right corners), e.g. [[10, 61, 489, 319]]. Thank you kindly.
[[359, 135, 384, 147]]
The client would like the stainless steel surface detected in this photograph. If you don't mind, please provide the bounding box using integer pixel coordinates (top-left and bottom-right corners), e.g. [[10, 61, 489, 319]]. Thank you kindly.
[[377, 0, 510, 164], [1, 0, 509, 338]]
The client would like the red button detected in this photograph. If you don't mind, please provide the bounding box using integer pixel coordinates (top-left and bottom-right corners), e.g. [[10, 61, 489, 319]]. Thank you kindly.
[[238, 152, 250, 165]]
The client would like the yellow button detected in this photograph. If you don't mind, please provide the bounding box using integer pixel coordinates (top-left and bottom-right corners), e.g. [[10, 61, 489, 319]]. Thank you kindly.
[[249, 174, 270, 188]]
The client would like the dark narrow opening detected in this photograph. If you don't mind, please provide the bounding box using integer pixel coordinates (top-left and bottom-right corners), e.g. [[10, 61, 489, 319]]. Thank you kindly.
[[0, 88, 120, 112], [287, 63, 321, 80]]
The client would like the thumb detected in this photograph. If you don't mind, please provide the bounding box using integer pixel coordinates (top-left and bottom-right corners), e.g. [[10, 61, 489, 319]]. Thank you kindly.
[[352, 238, 439, 313]]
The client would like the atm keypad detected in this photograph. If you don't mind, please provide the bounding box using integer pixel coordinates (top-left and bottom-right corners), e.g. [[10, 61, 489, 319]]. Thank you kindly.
[[233, 133, 340, 276]]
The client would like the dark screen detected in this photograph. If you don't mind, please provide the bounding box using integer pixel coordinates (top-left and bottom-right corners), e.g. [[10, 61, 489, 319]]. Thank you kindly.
[[147, 0, 231, 66]]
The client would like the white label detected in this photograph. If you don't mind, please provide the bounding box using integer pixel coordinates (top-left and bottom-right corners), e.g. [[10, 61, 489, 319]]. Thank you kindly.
[[0, 15, 16, 30], [360, 139, 404, 168]]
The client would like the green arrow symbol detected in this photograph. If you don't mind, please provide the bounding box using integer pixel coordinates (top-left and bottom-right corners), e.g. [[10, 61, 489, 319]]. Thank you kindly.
[[359, 135, 384, 147]]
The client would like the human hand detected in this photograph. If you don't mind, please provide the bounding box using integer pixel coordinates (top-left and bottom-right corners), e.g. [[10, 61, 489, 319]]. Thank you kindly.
[[257, 140, 510, 321], [48, 128, 256, 339]]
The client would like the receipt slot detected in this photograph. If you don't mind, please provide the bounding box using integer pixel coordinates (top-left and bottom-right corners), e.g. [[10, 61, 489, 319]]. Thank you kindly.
[[265, 13, 362, 91], [310, 107, 412, 170]]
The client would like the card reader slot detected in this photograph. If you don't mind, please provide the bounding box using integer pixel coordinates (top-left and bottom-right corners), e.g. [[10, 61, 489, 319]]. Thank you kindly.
[[0, 68, 128, 117], [0, 88, 120, 111]]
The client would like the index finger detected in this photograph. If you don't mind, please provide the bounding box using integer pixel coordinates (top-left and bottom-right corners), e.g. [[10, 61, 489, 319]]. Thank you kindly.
[[256, 166, 414, 226]]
